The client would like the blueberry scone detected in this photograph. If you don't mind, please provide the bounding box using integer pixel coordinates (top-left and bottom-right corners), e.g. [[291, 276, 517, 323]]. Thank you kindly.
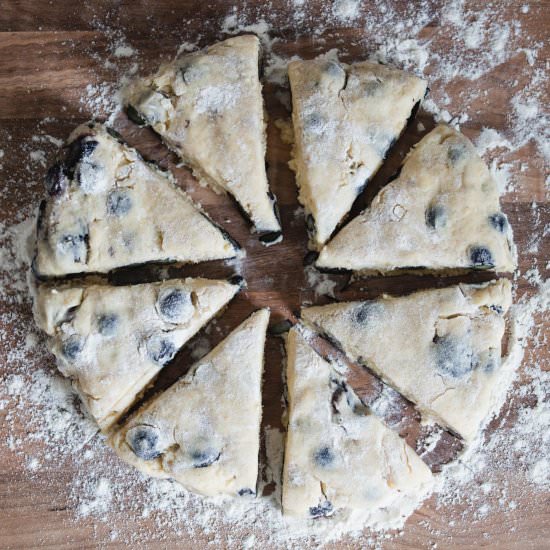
[[34, 122, 238, 278], [302, 280, 512, 442], [288, 55, 427, 249], [316, 125, 516, 273], [34, 277, 241, 431], [125, 35, 282, 242], [108, 309, 269, 497], [283, 328, 433, 525]]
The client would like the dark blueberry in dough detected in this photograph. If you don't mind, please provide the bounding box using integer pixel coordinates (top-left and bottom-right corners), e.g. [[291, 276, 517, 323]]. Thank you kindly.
[[126, 104, 148, 126], [107, 189, 133, 216], [237, 488, 255, 496], [157, 288, 193, 323], [97, 313, 118, 337], [304, 113, 323, 131], [425, 204, 446, 230], [489, 212, 508, 233], [146, 336, 177, 366], [489, 304, 503, 315], [447, 144, 467, 164], [469, 246, 494, 268], [61, 335, 84, 360], [58, 231, 88, 263], [259, 231, 282, 245], [45, 162, 69, 197], [313, 446, 335, 467], [309, 500, 333, 518], [126, 425, 162, 461], [190, 448, 221, 468], [64, 137, 98, 176], [432, 334, 473, 378], [353, 301, 375, 324]]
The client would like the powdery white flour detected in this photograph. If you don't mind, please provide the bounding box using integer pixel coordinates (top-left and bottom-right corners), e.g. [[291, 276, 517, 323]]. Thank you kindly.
[[0, 1, 548, 547]]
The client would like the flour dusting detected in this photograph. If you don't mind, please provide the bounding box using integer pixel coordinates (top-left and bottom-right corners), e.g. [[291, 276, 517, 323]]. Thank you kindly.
[[0, 1, 548, 548]]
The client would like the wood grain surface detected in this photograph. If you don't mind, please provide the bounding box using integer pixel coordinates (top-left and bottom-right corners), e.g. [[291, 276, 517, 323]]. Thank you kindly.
[[0, 1, 549, 548]]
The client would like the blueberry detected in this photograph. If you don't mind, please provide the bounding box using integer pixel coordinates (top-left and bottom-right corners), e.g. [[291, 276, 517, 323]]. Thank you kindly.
[[57, 230, 88, 263], [45, 162, 69, 197], [64, 137, 98, 177], [313, 446, 335, 467], [304, 113, 323, 131], [126, 425, 162, 460], [353, 301, 375, 324], [190, 448, 221, 468], [107, 189, 133, 217], [157, 288, 193, 323], [425, 204, 446, 230], [432, 334, 473, 378], [447, 144, 467, 164], [146, 336, 177, 366], [238, 488, 255, 496], [259, 231, 282, 244], [62, 334, 84, 360], [97, 313, 118, 337], [489, 304, 504, 315], [309, 500, 333, 518], [489, 212, 508, 233], [469, 246, 494, 268]]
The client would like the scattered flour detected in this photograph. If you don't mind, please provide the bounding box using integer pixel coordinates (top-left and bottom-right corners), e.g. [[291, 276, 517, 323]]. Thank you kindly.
[[0, 1, 548, 548]]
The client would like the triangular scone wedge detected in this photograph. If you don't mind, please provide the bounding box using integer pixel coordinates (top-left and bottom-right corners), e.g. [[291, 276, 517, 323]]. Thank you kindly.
[[34, 122, 238, 278], [34, 277, 242, 431], [288, 56, 427, 249], [108, 309, 269, 497], [316, 125, 516, 273], [125, 35, 282, 241], [283, 328, 433, 525], [302, 280, 513, 442]]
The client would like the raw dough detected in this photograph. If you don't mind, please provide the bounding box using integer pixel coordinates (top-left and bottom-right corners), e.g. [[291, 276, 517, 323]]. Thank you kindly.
[[108, 309, 269, 497], [34, 122, 238, 277], [316, 124, 516, 272], [288, 55, 427, 249], [125, 35, 281, 241], [283, 328, 433, 525], [302, 279, 512, 441], [34, 277, 241, 431]]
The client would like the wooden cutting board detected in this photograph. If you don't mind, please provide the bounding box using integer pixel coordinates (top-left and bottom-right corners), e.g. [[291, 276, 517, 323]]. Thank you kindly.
[[0, 1, 548, 548]]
